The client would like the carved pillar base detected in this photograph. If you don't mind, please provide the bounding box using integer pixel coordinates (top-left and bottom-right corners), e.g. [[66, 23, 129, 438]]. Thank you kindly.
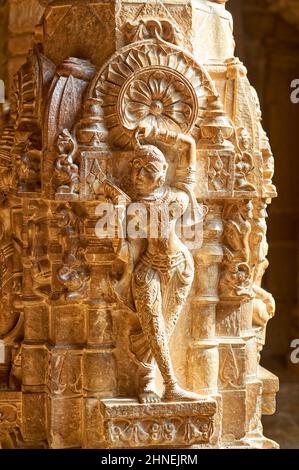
[[90, 398, 220, 449]]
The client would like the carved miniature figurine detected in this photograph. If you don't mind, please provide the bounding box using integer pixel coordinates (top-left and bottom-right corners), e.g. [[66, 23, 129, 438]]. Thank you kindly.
[[55, 129, 80, 195], [57, 204, 90, 300], [250, 200, 275, 360], [112, 124, 202, 404], [220, 200, 254, 299], [234, 127, 256, 192], [27, 200, 51, 297]]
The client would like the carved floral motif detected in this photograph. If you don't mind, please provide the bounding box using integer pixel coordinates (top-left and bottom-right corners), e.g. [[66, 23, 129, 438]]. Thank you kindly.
[[107, 416, 213, 447], [123, 71, 193, 132]]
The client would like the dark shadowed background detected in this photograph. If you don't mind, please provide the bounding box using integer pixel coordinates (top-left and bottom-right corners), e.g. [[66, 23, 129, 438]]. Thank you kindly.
[[227, 0, 299, 449]]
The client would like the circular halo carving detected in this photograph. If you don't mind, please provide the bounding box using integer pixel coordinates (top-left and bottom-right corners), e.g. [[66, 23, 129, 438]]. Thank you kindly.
[[90, 41, 217, 148], [118, 68, 198, 133]]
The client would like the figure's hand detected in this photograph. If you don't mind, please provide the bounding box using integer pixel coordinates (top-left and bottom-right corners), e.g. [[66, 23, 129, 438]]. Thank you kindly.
[[135, 123, 153, 141], [135, 124, 195, 148]]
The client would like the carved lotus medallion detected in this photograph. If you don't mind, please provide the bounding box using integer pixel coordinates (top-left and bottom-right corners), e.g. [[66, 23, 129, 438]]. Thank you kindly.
[[121, 70, 195, 133], [91, 41, 217, 148]]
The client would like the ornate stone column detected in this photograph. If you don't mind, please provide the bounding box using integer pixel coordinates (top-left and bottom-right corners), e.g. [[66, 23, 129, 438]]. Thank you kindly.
[[0, 0, 279, 449]]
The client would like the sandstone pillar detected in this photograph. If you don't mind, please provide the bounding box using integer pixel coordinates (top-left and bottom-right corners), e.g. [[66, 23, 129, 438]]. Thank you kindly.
[[0, 0, 279, 449]]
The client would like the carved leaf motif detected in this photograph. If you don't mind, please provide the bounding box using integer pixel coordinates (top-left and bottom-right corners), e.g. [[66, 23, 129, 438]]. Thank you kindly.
[[106, 416, 213, 447]]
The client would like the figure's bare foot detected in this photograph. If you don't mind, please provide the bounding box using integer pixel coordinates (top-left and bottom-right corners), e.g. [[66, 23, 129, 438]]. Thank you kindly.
[[138, 364, 160, 404], [138, 390, 161, 404], [163, 382, 202, 402]]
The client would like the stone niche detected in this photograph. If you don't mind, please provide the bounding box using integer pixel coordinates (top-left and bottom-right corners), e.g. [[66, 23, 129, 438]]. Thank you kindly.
[[0, 0, 278, 449]]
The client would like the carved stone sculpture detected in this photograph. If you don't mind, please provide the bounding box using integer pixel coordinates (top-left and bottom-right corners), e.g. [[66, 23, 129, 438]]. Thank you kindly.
[[111, 127, 203, 404], [0, 0, 278, 449]]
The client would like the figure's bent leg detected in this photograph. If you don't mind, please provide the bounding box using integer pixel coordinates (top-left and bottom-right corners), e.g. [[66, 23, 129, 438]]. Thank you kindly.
[[130, 330, 159, 404], [165, 281, 193, 339], [165, 254, 194, 339], [143, 314, 202, 402], [132, 263, 201, 402], [162, 255, 204, 401], [131, 266, 178, 403]]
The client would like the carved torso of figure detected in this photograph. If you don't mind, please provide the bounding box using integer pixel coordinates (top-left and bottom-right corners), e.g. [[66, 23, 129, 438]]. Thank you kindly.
[[131, 183, 195, 334], [136, 185, 189, 265]]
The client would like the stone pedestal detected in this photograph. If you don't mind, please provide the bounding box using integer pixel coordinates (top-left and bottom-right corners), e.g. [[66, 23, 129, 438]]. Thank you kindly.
[[94, 398, 220, 449]]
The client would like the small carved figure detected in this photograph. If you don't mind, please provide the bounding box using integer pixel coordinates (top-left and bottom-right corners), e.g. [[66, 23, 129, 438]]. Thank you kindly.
[[57, 204, 90, 300], [220, 200, 254, 299], [250, 86, 276, 196], [19, 148, 41, 192], [55, 129, 80, 195], [9, 345, 22, 390], [249, 201, 275, 360], [260, 131, 276, 196], [223, 200, 253, 263], [234, 127, 256, 192]]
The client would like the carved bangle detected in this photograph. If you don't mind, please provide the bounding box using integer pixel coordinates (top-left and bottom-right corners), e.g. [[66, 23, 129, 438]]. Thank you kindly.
[[176, 167, 197, 185]]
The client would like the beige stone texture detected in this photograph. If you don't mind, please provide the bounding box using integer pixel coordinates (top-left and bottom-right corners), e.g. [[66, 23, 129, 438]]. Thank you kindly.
[[0, 0, 282, 449]]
